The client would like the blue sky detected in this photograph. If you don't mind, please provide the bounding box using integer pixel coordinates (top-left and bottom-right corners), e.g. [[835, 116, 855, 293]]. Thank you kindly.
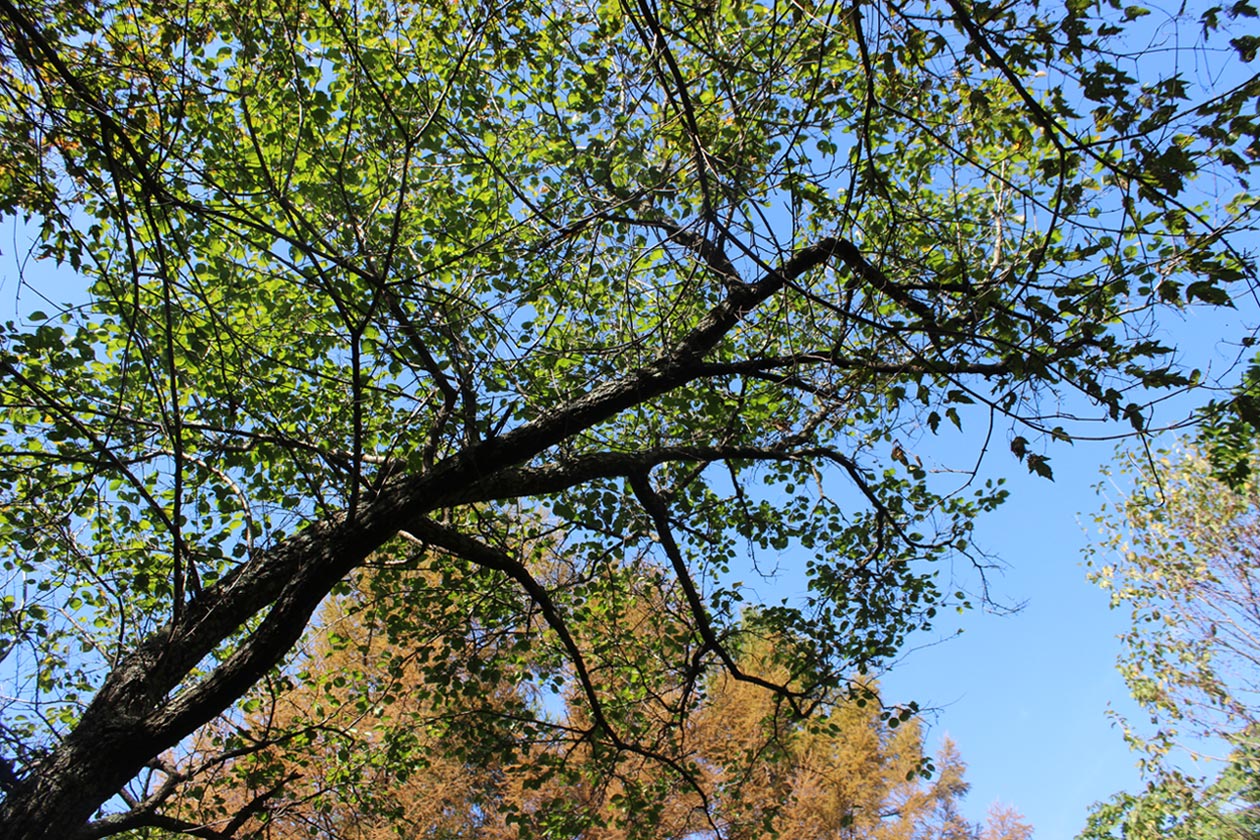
[[882, 459, 1146, 838], [872, 298, 1258, 838]]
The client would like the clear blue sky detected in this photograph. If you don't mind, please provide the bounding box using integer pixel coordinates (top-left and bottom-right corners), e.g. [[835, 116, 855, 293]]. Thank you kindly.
[[871, 299, 1257, 838]]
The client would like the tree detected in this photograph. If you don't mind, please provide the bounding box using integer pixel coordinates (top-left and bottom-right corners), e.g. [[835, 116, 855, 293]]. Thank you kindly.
[[1082, 442, 1260, 838], [1077, 743, 1260, 840], [0, 0, 1255, 837], [161, 575, 1033, 840], [149, 563, 540, 840], [1195, 356, 1260, 490], [1090, 445, 1260, 762]]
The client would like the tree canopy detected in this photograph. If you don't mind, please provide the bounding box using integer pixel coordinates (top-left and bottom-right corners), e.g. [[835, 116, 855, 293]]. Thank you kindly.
[[0, 0, 1257, 837], [1083, 439, 1260, 839]]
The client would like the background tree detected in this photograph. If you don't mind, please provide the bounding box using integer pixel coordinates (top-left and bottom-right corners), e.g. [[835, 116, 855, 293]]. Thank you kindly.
[[1082, 440, 1260, 838], [159, 571, 1033, 840], [1077, 743, 1260, 840], [0, 0, 1256, 837]]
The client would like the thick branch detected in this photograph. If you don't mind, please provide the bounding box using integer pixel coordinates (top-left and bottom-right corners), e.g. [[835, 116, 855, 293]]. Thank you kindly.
[[453, 443, 801, 504], [0, 209, 843, 838]]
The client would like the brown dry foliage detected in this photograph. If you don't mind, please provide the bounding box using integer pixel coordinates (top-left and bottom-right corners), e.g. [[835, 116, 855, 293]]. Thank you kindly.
[[160, 569, 1030, 840]]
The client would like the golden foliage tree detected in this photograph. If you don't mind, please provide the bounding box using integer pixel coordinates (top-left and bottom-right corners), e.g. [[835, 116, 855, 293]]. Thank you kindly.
[[160, 566, 1032, 840]]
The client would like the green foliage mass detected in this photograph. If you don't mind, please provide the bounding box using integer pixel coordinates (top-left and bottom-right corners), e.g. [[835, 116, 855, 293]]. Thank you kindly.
[[0, 0, 1256, 837], [1078, 737, 1260, 840], [1084, 432, 1260, 838]]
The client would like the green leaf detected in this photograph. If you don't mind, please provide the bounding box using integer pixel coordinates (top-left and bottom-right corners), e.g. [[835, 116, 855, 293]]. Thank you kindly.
[[1010, 436, 1028, 460], [1186, 281, 1234, 306], [1231, 34, 1260, 61], [1026, 453, 1054, 480]]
